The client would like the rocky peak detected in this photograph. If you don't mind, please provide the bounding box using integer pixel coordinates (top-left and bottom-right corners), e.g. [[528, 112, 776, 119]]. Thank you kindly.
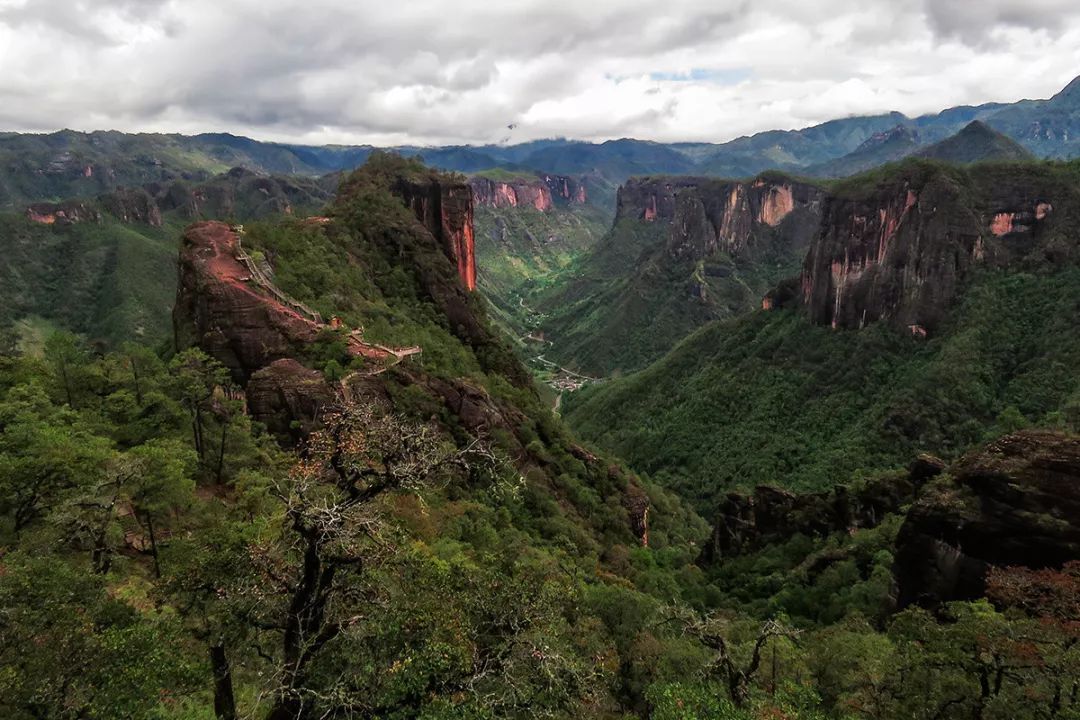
[[172, 221, 323, 383], [1048, 74, 1080, 108], [915, 121, 1033, 163], [858, 124, 919, 150]]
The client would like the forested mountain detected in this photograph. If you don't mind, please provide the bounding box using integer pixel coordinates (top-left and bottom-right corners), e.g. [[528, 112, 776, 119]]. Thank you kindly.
[[564, 158, 1080, 509], [4, 70, 1080, 720]]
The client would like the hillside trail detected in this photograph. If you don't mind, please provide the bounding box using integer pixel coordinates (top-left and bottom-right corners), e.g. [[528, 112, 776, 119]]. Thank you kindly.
[[225, 224, 422, 377]]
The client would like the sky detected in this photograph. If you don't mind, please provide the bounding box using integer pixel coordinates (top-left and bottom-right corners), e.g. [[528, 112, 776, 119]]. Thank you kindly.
[[0, 0, 1079, 147]]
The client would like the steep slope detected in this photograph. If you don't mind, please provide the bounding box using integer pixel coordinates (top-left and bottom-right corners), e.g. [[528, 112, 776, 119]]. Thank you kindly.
[[914, 121, 1033, 164], [895, 430, 1080, 606], [564, 159, 1080, 512], [537, 173, 825, 376], [801, 159, 1073, 334], [172, 152, 702, 547]]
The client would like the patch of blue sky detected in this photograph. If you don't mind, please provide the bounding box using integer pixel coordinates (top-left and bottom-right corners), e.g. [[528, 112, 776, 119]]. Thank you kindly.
[[649, 67, 752, 84]]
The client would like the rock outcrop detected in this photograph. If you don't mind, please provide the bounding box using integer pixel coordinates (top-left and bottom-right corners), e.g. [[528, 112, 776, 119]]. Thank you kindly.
[[173, 222, 325, 383], [25, 201, 101, 225], [246, 359, 337, 444], [469, 177, 553, 211], [701, 454, 944, 563], [799, 163, 1073, 334], [153, 167, 332, 222], [100, 188, 163, 226], [468, 173, 587, 212], [542, 174, 587, 204], [393, 177, 477, 291], [895, 431, 1080, 607], [616, 175, 825, 261]]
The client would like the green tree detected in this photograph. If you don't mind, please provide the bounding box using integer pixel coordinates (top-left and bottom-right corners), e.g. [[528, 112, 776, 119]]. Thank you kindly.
[[0, 552, 199, 719]]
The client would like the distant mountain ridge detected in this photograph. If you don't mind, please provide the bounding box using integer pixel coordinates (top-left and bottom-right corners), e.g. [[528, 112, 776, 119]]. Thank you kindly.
[[2, 75, 1079, 210], [914, 121, 1033, 163]]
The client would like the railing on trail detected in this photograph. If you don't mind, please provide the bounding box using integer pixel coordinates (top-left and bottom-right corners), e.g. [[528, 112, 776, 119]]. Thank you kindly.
[[233, 238, 324, 325], [231, 228, 424, 373]]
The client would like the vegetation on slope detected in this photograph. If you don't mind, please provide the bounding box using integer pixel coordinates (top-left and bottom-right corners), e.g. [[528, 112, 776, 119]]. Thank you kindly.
[[564, 266, 1080, 513]]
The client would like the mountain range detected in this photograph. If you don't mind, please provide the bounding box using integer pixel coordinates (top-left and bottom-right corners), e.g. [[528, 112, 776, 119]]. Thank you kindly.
[[4, 75, 1079, 214]]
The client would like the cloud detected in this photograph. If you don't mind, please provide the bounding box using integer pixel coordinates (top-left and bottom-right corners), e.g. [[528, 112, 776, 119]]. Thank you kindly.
[[922, 0, 1080, 45], [0, 0, 1077, 145]]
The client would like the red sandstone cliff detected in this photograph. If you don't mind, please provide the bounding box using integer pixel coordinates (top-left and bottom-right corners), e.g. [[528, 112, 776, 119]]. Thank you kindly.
[[468, 174, 588, 214], [393, 178, 477, 291]]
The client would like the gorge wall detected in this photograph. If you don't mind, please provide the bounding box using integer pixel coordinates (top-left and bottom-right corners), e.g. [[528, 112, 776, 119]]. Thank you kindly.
[[797, 163, 1079, 335], [468, 173, 587, 212], [616, 175, 825, 261], [394, 177, 477, 291], [895, 430, 1080, 607]]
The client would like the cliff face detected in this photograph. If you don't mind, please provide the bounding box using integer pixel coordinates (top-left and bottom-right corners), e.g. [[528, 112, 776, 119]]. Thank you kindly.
[[542, 174, 587, 204], [799, 164, 1073, 334], [895, 431, 1080, 607], [394, 178, 477, 291], [701, 455, 944, 563], [99, 188, 163, 226], [25, 201, 101, 225], [173, 221, 323, 383], [617, 176, 825, 261], [468, 174, 588, 213], [469, 177, 553, 211]]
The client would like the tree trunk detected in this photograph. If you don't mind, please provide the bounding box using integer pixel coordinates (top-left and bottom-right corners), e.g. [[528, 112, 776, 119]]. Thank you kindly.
[[145, 510, 162, 579], [130, 358, 143, 405], [210, 643, 237, 720], [215, 420, 229, 484]]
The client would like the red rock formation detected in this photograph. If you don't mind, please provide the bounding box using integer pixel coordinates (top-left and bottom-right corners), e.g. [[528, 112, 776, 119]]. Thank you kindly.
[[754, 182, 796, 227], [620, 176, 823, 259], [470, 173, 588, 213], [25, 201, 101, 225], [800, 165, 1069, 334], [801, 175, 969, 332], [469, 177, 553, 211], [173, 222, 323, 382], [617, 176, 824, 262], [989, 201, 1053, 237], [395, 179, 477, 291], [542, 174, 587, 205], [173, 221, 403, 382]]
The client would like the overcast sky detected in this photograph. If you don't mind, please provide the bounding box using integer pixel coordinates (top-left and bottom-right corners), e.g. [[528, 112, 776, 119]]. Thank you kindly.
[[1, 0, 1078, 147]]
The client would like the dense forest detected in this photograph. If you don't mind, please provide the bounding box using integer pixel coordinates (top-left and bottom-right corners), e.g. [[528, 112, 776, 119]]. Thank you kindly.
[[0, 154, 1078, 720]]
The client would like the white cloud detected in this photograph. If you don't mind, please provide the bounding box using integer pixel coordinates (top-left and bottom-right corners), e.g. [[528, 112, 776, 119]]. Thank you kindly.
[[0, 0, 1077, 145]]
